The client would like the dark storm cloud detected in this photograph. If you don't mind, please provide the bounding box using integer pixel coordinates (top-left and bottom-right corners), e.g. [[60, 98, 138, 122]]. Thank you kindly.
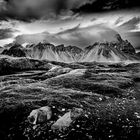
[[73, 0, 140, 13], [57, 24, 81, 35], [0, 0, 92, 21], [0, 28, 15, 39], [119, 17, 140, 30], [15, 24, 120, 48]]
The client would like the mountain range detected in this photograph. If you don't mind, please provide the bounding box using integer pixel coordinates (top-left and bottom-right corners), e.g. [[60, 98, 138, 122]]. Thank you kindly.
[[1, 33, 140, 63]]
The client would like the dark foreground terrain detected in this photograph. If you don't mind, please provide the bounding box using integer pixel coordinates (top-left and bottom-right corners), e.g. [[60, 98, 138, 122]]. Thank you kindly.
[[0, 56, 140, 140]]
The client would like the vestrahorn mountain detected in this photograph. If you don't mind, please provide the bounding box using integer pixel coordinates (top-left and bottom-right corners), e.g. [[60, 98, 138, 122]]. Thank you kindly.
[[1, 34, 140, 63]]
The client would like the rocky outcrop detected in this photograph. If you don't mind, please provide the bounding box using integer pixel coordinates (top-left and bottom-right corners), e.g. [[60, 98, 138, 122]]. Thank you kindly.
[[109, 34, 136, 55], [115, 41, 136, 55], [1, 43, 27, 57]]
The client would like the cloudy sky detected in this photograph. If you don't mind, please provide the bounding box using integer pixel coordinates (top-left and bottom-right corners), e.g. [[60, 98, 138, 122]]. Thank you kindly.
[[0, 0, 140, 51]]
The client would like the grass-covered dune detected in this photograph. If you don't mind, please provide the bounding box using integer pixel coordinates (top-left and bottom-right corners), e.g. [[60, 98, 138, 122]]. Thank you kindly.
[[0, 56, 140, 139]]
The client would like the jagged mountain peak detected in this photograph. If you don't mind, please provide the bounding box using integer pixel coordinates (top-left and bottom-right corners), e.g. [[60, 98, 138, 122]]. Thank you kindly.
[[55, 44, 67, 52], [1, 33, 139, 63], [114, 33, 123, 43], [35, 42, 54, 47], [65, 45, 83, 54], [81, 42, 127, 62], [84, 33, 123, 52]]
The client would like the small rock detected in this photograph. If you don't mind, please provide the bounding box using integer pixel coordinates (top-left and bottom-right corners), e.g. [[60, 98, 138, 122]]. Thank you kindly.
[[85, 114, 89, 118], [134, 112, 140, 119], [62, 108, 66, 111], [28, 106, 52, 125], [99, 97, 102, 101], [51, 108, 83, 131], [33, 125, 37, 130], [76, 125, 80, 128], [52, 106, 56, 109]]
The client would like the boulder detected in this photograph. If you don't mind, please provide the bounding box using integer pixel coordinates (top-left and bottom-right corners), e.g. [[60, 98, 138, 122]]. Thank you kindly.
[[51, 108, 83, 131], [28, 106, 52, 125]]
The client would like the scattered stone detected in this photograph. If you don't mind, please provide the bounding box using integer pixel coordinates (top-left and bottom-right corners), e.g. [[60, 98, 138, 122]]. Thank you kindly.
[[76, 125, 80, 128], [62, 108, 66, 111], [33, 125, 37, 130], [51, 108, 83, 131], [99, 97, 103, 101], [134, 112, 140, 119], [28, 106, 52, 125], [85, 114, 89, 118]]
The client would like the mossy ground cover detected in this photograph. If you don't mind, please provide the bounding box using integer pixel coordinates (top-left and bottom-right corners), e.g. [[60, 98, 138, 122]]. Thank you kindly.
[[0, 58, 140, 139]]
